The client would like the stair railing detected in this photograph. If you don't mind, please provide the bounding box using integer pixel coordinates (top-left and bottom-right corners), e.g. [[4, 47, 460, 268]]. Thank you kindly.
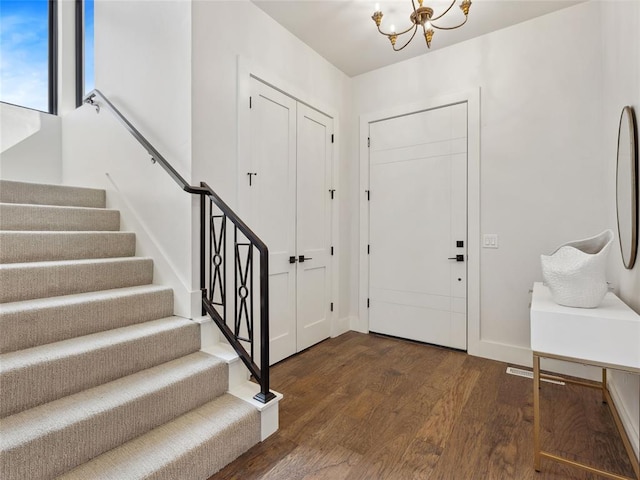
[[84, 89, 275, 403]]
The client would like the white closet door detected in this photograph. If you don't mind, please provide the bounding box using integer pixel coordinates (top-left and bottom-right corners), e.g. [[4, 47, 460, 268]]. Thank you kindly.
[[248, 79, 334, 363], [369, 103, 468, 350], [296, 104, 333, 352], [249, 79, 297, 364]]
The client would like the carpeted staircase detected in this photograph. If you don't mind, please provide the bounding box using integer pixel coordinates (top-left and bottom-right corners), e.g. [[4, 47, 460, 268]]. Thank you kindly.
[[0, 180, 261, 479]]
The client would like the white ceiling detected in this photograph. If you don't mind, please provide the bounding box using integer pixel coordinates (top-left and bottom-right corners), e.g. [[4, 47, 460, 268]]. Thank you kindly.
[[252, 0, 585, 77]]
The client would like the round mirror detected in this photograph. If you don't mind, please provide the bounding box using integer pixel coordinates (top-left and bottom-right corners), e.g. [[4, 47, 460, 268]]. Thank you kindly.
[[616, 106, 638, 269]]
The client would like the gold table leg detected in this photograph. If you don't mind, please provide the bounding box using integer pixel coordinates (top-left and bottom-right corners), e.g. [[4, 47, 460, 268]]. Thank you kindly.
[[533, 354, 541, 472], [532, 354, 639, 480]]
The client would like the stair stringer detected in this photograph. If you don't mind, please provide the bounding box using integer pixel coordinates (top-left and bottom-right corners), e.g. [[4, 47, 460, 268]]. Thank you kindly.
[[197, 317, 282, 442], [103, 174, 201, 318]]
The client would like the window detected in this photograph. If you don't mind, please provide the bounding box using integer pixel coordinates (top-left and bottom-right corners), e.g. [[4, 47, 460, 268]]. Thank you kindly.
[[0, 0, 57, 113], [76, 0, 93, 106]]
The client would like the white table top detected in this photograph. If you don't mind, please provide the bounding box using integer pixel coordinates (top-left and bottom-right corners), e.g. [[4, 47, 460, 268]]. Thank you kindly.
[[530, 282, 640, 372]]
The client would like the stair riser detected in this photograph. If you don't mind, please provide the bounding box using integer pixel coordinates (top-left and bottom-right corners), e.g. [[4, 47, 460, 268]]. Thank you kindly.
[[0, 288, 174, 353], [0, 204, 119, 231], [0, 258, 153, 303], [0, 320, 201, 417], [0, 358, 228, 480], [0, 232, 136, 263], [0, 180, 106, 208]]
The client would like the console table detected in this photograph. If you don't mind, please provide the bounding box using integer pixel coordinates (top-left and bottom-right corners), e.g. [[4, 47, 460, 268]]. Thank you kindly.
[[530, 282, 640, 480]]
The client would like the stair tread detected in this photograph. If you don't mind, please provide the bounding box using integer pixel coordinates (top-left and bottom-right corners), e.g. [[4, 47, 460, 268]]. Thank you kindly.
[[0, 202, 116, 212], [0, 231, 137, 263], [57, 393, 260, 480], [0, 180, 106, 208], [0, 203, 120, 232], [0, 284, 172, 315], [0, 285, 175, 354], [0, 256, 154, 303], [0, 351, 225, 449], [0, 316, 193, 370], [0, 230, 133, 235], [0, 202, 120, 215], [0, 255, 152, 270]]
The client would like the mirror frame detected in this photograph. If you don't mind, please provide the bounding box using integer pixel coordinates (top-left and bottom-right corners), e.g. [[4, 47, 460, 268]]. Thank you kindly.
[[616, 106, 638, 269]]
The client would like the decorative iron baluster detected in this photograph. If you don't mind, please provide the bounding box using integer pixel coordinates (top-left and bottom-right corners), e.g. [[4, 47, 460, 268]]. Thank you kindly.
[[234, 229, 254, 354], [209, 208, 226, 313]]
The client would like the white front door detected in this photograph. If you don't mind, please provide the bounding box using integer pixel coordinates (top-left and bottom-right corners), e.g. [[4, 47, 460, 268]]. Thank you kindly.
[[247, 78, 333, 364], [368, 103, 468, 350]]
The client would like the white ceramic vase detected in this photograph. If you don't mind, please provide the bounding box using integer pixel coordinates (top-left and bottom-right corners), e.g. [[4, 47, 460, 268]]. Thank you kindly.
[[540, 229, 614, 308]]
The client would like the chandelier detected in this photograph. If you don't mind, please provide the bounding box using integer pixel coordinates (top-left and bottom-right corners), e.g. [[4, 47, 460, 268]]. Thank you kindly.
[[371, 0, 472, 51]]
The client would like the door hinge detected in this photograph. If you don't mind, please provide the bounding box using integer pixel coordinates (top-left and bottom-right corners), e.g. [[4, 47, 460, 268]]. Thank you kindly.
[[365, 190, 370, 201], [249, 96, 252, 109], [330, 302, 334, 312], [367, 244, 370, 254], [367, 298, 370, 308], [329, 189, 336, 199], [331, 134, 334, 144], [367, 137, 370, 148], [331, 246, 334, 256]]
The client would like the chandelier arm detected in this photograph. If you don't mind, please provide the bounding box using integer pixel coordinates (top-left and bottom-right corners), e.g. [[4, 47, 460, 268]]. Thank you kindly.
[[429, 0, 457, 22], [377, 22, 417, 37], [431, 15, 468, 31], [393, 24, 419, 51]]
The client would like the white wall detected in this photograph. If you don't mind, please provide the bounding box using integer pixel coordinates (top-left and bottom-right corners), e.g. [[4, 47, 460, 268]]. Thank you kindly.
[[351, 2, 609, 364], [600, 2, 640, 457], [191, 1, 353, 330], [61, 0, 354, 330], [0, 103, 62, 184], [62, 0, 196, 316]]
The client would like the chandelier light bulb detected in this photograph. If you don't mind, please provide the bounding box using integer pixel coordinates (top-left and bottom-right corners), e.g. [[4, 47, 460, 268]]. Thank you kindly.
[[390, 24, 396, 33], [374, 3, 380, 13]]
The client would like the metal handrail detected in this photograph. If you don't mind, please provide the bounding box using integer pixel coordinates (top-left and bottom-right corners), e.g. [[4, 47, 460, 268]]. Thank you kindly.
[[83, 89, 274, 403]]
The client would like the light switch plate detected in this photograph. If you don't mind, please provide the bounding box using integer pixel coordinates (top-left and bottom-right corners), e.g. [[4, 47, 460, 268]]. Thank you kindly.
[[483, 234, 499, 249]]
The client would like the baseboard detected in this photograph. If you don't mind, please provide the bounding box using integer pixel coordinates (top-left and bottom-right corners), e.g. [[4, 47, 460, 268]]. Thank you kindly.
[[331, 316, 351, 338], [469, 338, 602, 382], [349, 315, 368, 333], [608, 373, 640, 459]]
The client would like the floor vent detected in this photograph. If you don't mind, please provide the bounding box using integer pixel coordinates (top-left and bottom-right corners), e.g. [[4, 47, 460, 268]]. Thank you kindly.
[[506, 367, 565, 385]]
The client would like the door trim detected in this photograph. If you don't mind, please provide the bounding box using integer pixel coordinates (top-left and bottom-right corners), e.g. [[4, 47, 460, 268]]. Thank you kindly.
[[357, 88, 481, 356]]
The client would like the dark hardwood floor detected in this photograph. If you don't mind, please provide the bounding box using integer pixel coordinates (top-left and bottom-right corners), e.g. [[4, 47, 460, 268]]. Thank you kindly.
[[211, 332, 636, 480]]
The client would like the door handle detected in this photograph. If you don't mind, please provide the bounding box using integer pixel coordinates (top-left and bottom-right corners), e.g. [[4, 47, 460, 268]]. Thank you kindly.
[[298, 255, 313, 263], [289, 256, 297, 264], [448, 254, 465, 262]]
